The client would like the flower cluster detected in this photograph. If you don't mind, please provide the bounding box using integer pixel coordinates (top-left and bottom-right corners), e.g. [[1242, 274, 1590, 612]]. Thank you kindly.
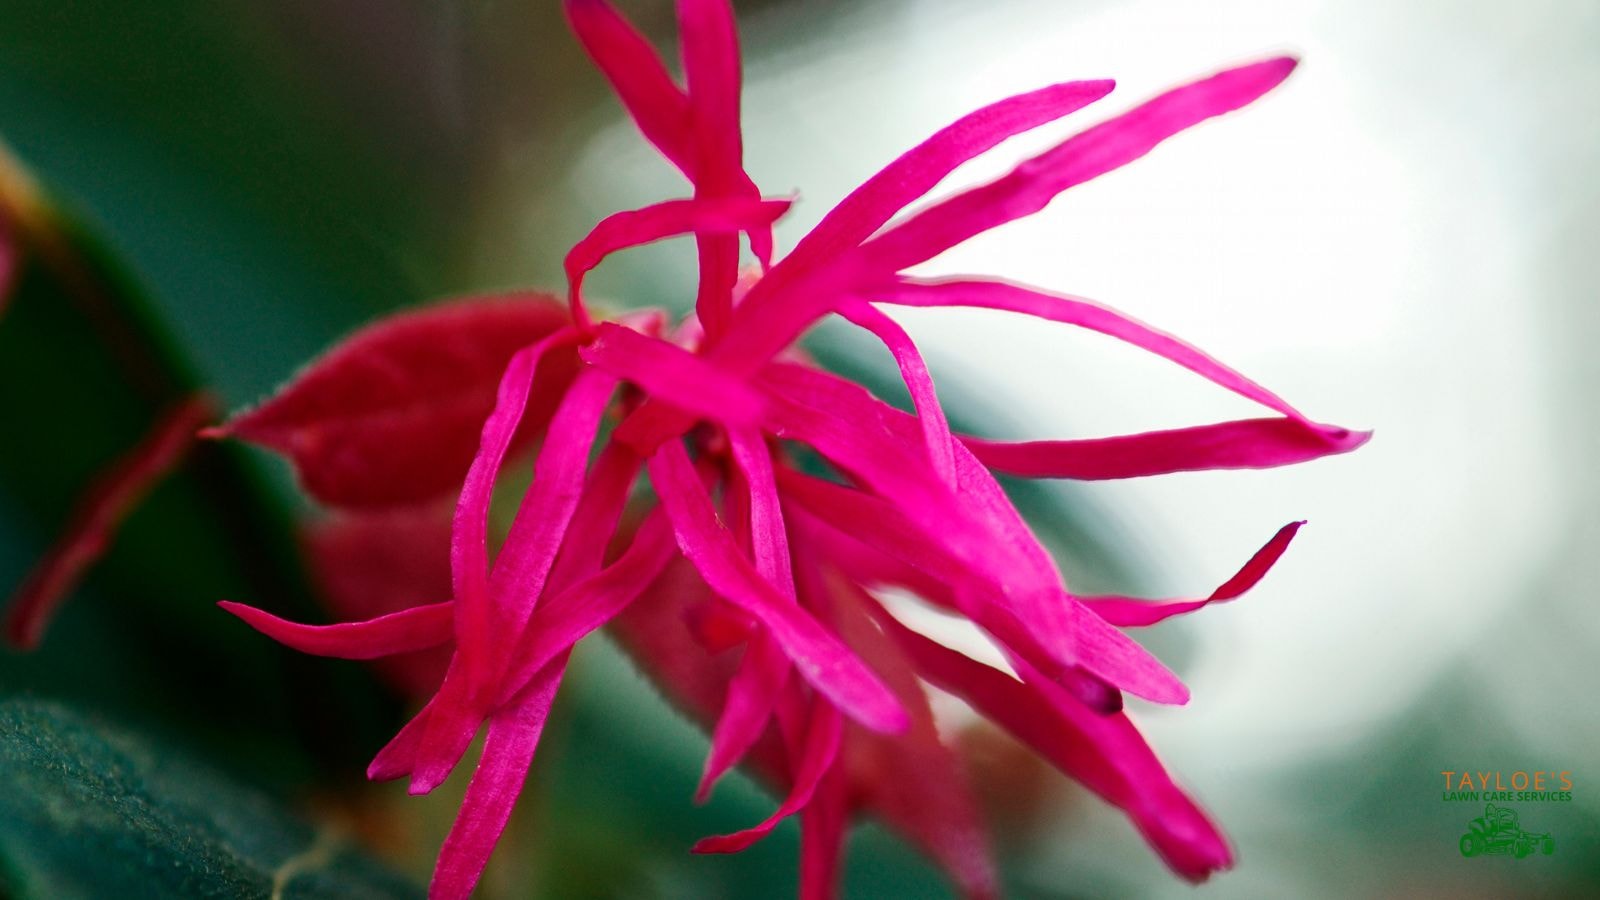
[[217, 1, 1366, 897]]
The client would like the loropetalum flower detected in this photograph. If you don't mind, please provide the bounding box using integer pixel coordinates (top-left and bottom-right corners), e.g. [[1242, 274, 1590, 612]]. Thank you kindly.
[[216, 1, 1367, 897]]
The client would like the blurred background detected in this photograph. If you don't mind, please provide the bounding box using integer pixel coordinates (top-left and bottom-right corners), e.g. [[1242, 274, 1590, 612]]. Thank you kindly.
[[0, 0, 1596, 897]]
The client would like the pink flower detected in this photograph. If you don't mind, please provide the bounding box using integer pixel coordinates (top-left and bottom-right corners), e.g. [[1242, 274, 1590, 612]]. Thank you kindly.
[[217, 1, 1367, 897]]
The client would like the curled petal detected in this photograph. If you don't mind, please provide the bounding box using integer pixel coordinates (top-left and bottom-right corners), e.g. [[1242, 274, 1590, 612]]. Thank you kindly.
[[964, 417, 1370, 479], [565, 197, 791, 328], [648, 441, 908, 734], [860, 57, 1298, 272], [218, 600, 452, 659], [1085, 521, 1302, 626]]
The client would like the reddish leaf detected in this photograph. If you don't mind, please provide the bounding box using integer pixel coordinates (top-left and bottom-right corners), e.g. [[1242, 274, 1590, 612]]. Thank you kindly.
[[0, 209, 18, 314], [210, 294, 575, 509], [302, 507, 455, 696], [4, 394, 213, 649]]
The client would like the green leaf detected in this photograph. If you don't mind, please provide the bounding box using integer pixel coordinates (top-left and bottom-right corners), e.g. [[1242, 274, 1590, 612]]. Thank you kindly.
[[0, 142, 399, 788], [0, 698, 422, 900]]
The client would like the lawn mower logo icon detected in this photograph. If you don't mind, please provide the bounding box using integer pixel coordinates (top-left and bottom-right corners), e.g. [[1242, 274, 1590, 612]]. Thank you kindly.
[[1459, 803, 1555, 858]]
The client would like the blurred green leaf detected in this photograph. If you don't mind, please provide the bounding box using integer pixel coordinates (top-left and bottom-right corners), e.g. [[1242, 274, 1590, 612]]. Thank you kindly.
[[0, 698, 422, 900], [0, 147, 399, 788]]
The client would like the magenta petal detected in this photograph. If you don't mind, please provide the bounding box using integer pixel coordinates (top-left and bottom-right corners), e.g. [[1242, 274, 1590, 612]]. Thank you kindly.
[[799, 766, 849, 900], [563, 0, 695, 173], [693, 697, 842, 853], [861, 57, 1298, 272], [876, 608, 1232, 882], [417, 364, 616, 793], [678, 0, 742, 181], [648, 441, 908, 734], [779, 79, 1114, 281], [579, 322, 766, 429], [783, 469, 1176, 706], [728, 430, 796, 599], [876, 277, 1314, 425], [679, 0, 754, 339], [811, 563, 1000, 899], [564, 196, 791, 327], [484, 367, 618, 650], [836, 299, 957, 484], [448, 329, 577, 677], [368, 691, 438, 781], [1085, 521, 1302, 626], [696, 429, 797, 800], [218, 601, 452, 659], [545, 442, 645, 587], [761, 363, 1186, 703], [494, 509, 679, 706], [697, 634, 788, 803], [428, 662, 565, 900], [964, 417, 1371, 479], [407, 660, 483, 795], [714, 76, 1115, 361]]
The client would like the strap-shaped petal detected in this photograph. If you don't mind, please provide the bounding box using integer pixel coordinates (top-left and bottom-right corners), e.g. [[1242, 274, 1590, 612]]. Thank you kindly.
[[836, 298, 957, 484], [964, 417, 1369, 479], [563, 0, 694, 172], [859, 58, 1297, 272], [874, 605, 1232, 882], [493, 509, 679, 706], [693, 696, 841, 853], [696, 430, 795, 801], [728, 78, 1117, 364], [873, 277, 1313, 423], [448, 328, 579, 685], [579, 322, 766, 428], [218, 600, 452, 659], [649, 440, 908, 733], [416, 370, 625, 794], [1084, 521, 1302, 626], [679, 0, 754, 338], [799, 765, 849, 900], [761, 366, 1186, 704], [428, 666, 565, 900]]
